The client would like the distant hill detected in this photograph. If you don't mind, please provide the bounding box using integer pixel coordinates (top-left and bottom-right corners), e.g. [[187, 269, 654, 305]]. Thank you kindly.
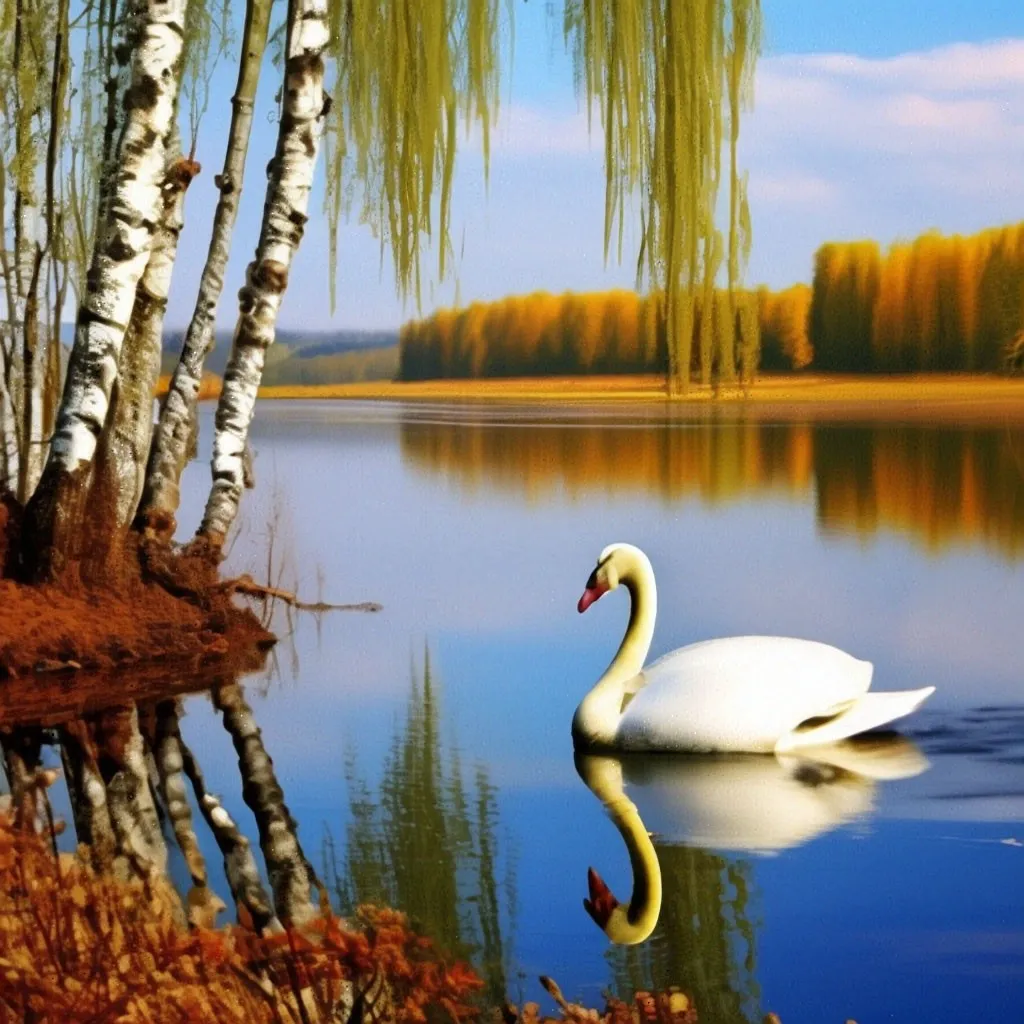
[[158, 328, 399, 384], [56, 324, 399, 388]]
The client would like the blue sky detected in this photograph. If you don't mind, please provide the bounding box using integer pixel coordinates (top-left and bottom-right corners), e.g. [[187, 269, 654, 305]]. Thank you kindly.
[[163, 1, 1024, 331]]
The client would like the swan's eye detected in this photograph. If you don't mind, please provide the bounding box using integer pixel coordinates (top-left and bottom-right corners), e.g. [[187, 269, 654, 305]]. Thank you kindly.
[[579, 566, 611, 613]]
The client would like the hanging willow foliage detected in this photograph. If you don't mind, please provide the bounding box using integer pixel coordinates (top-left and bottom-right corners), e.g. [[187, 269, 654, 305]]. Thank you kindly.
[[565, 0, 761, 392], [323, 0, 510, 311], [321, 0, 759, 393]]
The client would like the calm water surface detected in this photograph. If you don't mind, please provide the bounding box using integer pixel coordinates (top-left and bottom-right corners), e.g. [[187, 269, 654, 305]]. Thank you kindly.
[[138, 403, 1024, 1020]]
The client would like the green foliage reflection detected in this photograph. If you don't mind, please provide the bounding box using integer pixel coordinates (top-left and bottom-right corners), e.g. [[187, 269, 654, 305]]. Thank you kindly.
[[327, 650, 517, 1006], [607, 848, 761, 1024]]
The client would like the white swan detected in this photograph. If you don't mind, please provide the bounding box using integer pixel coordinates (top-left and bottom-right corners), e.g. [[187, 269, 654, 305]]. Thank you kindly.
[[573, 543, 935, 754]]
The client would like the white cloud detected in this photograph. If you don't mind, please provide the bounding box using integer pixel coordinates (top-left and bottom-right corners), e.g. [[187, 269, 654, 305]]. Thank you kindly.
[[806, 39, 1024, 91], [747, 39, 1024, 191], [740, 38, 1024, 284], [489, 102, 597, 157]]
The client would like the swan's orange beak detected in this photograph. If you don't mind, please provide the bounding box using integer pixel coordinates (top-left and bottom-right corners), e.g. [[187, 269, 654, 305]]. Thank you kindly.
[[578, 583, 608, 613], [583, 866, 619, 928]]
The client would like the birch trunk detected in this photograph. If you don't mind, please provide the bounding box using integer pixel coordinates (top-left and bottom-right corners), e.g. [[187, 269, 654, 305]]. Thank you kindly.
[[59, 720, 118, 869], [0, 130, 23, 494], [0, 351, 18, 494], [12, 0, 44, 502], [140, 0, 273, 537], [42, 0, 70, 451], [18, 250, 44, 502], [199, 0, 328, 543], [43, 267, 67, 443], [23, 0, 189, 581], [0, 728, 42, 827], [145, 699, 228, 926], [178, 732, 278, 932], [214, 682, 316, 925], [94, 131, 195, 536], [96, 704, 168, 878]]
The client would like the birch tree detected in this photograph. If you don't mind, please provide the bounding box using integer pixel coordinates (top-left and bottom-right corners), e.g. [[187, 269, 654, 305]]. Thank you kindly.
[[214, 681, 319, 924], [92, 128, 198, 540], [37, 681, 305, 932], [177, 724, 279, 931], [140, 0, 273, 537], [0, 0, 71, 502], [199, 0, 329, 544], [22, 0, 190, 579]]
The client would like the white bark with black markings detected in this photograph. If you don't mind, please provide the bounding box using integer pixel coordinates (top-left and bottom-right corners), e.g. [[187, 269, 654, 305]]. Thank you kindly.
[[141, 0, 273, 533], [59, 722, 118, 868], [35, 0, 188, 476], [200, 0, 328, 542], [0, 351, 18, 493], [102, 705, 168, 878], [214, 683, 316, 925], [178, 731, 279, 932], [98, 134, 192, 530]]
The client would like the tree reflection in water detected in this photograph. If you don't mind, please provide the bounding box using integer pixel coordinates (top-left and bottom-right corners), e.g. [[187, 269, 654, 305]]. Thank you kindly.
[[328, 649, 517, 1006], [402, 415, 1024, 558]]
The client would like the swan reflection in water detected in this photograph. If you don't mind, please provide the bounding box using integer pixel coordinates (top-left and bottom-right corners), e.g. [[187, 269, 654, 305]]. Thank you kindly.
[[576, 734, 930, 945]]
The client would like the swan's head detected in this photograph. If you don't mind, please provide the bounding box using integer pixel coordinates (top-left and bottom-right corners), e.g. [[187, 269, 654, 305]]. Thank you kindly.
[[583, 866, 656, 945], [578, 543, 649, 613]]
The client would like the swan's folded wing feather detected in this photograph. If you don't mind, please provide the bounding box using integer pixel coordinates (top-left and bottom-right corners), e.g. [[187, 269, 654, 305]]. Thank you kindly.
[[774, 686, 936, 752]]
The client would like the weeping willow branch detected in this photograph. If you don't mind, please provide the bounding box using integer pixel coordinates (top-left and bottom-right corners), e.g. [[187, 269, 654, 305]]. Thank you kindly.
[[564, 0, 761, 394], [324, 0, 507, 310]]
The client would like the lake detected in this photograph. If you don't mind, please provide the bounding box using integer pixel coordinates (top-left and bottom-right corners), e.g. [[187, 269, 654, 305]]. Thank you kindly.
[[45, 401, 1024, 1021]]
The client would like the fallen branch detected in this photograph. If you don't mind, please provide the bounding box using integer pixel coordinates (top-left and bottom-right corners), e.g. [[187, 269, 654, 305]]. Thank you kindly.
[[225, 574, 382, 613]]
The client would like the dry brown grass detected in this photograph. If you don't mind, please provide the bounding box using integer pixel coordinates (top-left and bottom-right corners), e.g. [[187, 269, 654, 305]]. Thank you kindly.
[[0, 812, 484, 1023], [155, 371, 223, 400]]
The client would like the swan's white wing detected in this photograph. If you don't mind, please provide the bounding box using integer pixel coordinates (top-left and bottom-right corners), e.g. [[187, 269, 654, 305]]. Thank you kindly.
[[775, 686, 936, 752], [617, 636, 873, 753]]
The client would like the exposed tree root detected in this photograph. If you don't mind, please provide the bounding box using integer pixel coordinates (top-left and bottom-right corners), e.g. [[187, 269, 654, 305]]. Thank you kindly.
[[224, 573, 382, 614]]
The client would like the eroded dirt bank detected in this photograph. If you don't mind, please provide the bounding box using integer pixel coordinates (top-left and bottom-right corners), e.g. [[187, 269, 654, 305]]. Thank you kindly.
[[0, 497, 274, 681]]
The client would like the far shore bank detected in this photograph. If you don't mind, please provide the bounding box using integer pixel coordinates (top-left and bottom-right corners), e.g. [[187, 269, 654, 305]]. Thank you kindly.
[[241, 373, 1024, 424]]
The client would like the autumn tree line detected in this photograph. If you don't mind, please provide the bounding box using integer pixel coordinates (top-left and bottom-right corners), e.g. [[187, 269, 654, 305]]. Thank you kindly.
[[400, 289, 763, 383], [811, 222, 1024, 372], [399, 221, 1024, 380]]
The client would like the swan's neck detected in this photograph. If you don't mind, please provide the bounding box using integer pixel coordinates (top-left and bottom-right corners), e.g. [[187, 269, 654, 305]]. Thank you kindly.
[[578, 755, 662, 945], [573, 560, 657, 748]]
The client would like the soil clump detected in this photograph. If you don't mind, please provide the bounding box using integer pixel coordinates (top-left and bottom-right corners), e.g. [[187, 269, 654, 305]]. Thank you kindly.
[[0, 501, 275, 682]]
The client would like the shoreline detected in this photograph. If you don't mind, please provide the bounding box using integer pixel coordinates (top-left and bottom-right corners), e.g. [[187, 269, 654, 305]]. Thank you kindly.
[[246, 373, 1024, 424]]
